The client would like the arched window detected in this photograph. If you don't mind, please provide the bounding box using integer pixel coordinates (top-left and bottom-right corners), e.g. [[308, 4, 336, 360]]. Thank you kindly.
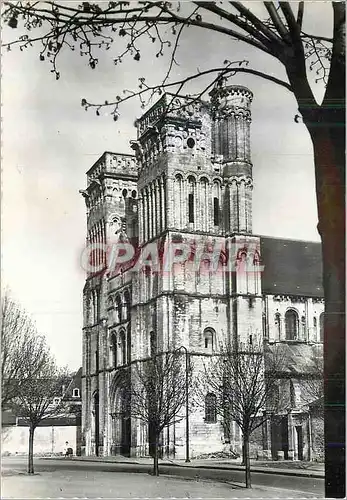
[[188, 194, 194, 222], [200, 177, 209, 231], [73, 388, 80, 398], [115, 295, 122, 323], [319, 313, 324, 343], [119, 330, 126, 365], [174, 174, 183, 227], [187, 176, 196, 223], [213, 197, 220, 226], [213, 182, 221, 226], [127, 324, 131, 365], [285, 309, 299, 340], [111, 333, 117, 368], [150, 331, 157, 358], [205, 393, 217, 423], [124, 290, 131, 320], [203, 328, 214, 352], [274, 313, 281, 339]]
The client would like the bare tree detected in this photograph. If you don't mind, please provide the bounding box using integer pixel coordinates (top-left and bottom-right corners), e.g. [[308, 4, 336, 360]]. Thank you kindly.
[[9, 337, 69, 474], [200, 340, 284, 488], [301, 348, 324, 416], [120, 351, 191, 476], [1, 292, 46, 410], [2, 2, 345, 495]]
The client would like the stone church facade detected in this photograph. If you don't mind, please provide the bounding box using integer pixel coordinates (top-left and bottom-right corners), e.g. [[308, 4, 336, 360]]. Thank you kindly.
[[80, 85, 324, 461]]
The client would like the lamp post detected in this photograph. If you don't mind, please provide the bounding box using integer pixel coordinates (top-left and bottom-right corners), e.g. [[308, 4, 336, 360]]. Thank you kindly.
[[174, 346, 190, 463]]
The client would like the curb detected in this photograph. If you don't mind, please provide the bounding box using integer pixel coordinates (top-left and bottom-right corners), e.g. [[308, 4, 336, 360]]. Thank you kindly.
[[39, 457, 324, 479]]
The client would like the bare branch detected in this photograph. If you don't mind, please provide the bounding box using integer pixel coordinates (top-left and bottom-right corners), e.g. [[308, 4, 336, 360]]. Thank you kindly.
[[302, 32, 333, 43], [1, 292, 45, 409], [81, 63, 292, 120], [3, 2, 276, 57], [193, 1, 278, 54], [279, 2, 302, 42], [296, 2, 304, 32], [263, 2, 289, 41], [230, 2, 284, 45]]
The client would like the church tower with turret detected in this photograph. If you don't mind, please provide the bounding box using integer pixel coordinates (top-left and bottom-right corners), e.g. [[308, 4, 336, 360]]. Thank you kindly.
[[81, 83, 323, 463], [80, 85, 263, 458], [80, 153, 138, 457], [126, 86, 263, 456]]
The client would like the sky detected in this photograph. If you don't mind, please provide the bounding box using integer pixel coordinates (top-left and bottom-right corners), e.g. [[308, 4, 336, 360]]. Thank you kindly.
[[2, 2, 331, 370]]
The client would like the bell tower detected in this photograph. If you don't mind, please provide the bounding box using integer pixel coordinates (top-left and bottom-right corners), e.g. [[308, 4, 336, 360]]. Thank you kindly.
[[132, 93, 213, 241], [210, 84, 253, 235], [80, 152, 137, 457]]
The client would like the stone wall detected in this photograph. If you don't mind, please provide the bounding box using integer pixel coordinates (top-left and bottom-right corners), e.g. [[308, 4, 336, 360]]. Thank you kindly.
[[310, 415, 324, 461], [2, 425, 79, 456], [265, 295, 324, 344]]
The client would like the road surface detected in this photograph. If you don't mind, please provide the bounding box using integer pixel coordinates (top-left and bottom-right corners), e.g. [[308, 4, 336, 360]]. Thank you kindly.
[[1, 457, 324, 499]]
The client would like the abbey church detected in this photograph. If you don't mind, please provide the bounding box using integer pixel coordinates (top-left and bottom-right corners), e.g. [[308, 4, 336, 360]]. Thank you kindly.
[[81, 84, 324, 462]]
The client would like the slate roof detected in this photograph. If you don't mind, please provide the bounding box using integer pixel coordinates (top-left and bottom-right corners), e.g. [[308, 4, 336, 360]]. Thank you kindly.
[[17, 415, 78, 427], [63, 367, 82, 401], [260, 236, 323, 298], [1, 410, 17, 425]]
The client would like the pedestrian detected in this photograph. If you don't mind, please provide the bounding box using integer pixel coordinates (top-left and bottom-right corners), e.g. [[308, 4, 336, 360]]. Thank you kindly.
[[63, 441, 69, 458]]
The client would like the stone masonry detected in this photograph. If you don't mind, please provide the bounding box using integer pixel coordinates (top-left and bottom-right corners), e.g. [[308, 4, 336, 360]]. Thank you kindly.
[[81, 84, 324, 461]]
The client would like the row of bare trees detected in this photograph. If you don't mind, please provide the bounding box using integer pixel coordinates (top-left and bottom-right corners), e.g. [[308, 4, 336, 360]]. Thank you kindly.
[[1, 292, 70, 474], [119, 340, 323, 488], [1, 290, 323, 485]]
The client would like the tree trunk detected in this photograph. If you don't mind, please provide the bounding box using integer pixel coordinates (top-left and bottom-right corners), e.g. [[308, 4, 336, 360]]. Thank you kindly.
[[243, 436, 251, 488], [241, 442, 246, 466], [308, 122, 345, 499], [28, 425, 35, 474], [295, 5, 345, 494], [152, 433, 159, 476]]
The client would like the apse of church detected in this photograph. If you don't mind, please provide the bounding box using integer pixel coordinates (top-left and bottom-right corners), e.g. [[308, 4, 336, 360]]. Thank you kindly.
[[80, 84, 324, 461]]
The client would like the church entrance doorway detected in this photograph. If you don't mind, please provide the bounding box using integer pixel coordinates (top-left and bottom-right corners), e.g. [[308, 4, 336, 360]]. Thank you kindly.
[[271, 415, 289, 460], [120, 412, 131, 456], [93, 392, 100, 456], [111, 387, 131, 457], [296, 426, 304, 460], [280, 416, 289, 459]]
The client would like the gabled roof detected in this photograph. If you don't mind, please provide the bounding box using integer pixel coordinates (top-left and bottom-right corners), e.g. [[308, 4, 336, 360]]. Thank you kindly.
[[63, 368, 82, 400], [260, 236, 323, 297]]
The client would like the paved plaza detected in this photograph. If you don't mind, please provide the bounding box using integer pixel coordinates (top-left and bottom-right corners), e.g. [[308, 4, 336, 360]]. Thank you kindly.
[[1, 460, 323, 499]]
